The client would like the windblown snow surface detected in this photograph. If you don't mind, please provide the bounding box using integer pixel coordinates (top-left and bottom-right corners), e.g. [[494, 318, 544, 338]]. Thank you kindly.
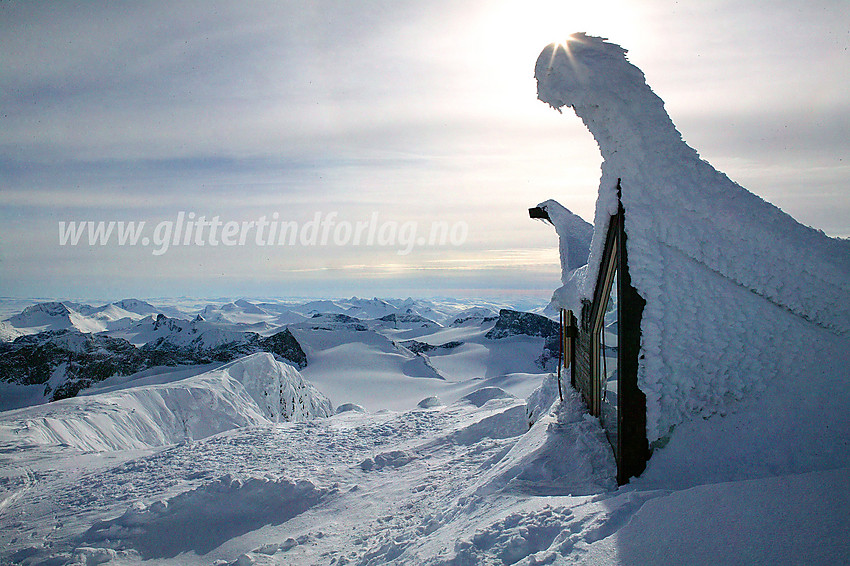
[[1, 301, 848, 565], [1, 345, 847, 565]]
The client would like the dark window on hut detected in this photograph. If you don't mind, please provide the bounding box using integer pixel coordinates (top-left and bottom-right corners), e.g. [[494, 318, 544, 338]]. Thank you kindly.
[[579, 181, 650, 484], [590, 209, 622, 460], [592, 241, 619, 458]]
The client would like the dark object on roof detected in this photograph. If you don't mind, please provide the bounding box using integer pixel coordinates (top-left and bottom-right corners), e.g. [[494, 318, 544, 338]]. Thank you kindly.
[[528, 207, 551, 221]]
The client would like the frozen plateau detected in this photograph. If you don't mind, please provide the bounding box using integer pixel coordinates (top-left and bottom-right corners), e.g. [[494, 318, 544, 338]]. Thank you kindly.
[[1, 34, 849, 565]]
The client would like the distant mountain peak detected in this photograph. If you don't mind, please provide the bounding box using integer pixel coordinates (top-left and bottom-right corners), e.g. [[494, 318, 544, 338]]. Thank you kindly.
[[17, 301, 73, 317], [113, 298, 160, 315]]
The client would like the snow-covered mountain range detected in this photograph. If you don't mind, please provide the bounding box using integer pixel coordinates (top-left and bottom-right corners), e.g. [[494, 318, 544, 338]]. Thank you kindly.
[[0, 298, 552, 411], [1, 296, 521, 338]]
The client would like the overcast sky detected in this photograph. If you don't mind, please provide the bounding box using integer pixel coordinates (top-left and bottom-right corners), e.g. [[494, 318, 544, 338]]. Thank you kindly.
[[1, 0, 848, 301]]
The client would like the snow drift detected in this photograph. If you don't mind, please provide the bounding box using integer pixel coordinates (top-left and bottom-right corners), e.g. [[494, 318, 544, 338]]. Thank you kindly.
[[80, 475, 329, 560], [0, 353, 331, 452]]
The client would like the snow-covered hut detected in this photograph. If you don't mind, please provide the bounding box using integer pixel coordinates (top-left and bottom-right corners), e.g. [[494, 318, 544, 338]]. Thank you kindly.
[[533, 34, 850, 484]]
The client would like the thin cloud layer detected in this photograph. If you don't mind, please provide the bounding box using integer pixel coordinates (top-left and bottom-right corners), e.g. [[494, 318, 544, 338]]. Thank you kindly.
[[1, 0, 848, 298]]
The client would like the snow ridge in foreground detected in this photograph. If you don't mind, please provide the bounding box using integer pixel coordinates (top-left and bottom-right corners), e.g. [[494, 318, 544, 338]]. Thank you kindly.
[[0, 353, 331, 452], [221, 352, 333, 422]]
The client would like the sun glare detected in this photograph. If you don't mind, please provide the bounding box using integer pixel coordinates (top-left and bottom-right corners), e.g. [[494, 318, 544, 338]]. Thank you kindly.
[[480, 0, 639, 61]]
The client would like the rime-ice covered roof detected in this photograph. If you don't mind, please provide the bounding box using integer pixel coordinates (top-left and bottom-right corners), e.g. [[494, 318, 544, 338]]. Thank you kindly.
[[535, 34, 850, 442]]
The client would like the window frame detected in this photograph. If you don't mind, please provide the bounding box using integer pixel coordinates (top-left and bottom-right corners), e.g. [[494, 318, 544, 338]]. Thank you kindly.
[[590, 212, 622, 454], [583, 180, 650, 485]]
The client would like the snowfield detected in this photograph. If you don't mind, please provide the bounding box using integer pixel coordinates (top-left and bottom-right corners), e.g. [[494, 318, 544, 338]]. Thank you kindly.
[[1, 335, 848, 564]]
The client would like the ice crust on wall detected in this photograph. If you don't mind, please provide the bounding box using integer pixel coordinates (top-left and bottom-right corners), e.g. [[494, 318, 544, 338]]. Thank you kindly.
[[0, 353, 331, 452], [535, 34, 850, 442]]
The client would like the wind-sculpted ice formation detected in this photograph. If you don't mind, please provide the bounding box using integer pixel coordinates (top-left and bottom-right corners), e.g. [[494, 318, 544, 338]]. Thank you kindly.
[[533, 199, 593, 276], [535, 34, 850, 442], [530, 199, 593, 314]]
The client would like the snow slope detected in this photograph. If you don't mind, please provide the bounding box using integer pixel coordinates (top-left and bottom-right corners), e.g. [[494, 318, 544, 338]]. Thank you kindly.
[[109, 315, 254, 350], [220, 353, 332, 423], [4, 301, 157, 336], [0, 353, 329, 452], [0, 298, 550, 412], [74, 303, 144, 328], [293, 313, 553, 412], [112, 299, 161, 316], [197, 301, 277, 333], [1, 357, 846, 565], [1, 284, 845, 564], [0, 320, 23, 342]]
